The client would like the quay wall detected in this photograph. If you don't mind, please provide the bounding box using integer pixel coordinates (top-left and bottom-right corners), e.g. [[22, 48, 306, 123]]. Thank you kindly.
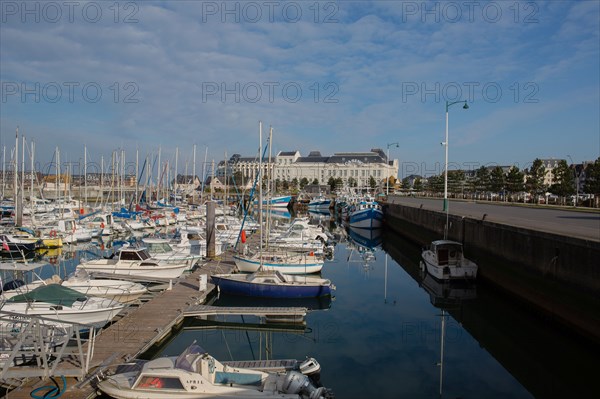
[[382, 200, 600, 342]]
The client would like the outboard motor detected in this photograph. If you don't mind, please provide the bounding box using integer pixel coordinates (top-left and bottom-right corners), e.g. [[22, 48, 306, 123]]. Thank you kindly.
[[299, 357, 321, 375], [280, 371, 334, 399]]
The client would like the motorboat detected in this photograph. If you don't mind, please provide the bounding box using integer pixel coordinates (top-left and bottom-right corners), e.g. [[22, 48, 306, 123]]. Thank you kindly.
[[211, 271, 335, 298], [62, 269, 148, 304], [421, 240, 478, 281], [77, 247, 189, 282], [97, 342, 333, 399], [141, 238, 203, 271], [0, 284, 125, 328]]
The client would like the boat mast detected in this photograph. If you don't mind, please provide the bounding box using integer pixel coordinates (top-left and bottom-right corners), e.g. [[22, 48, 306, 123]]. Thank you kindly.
[[174, 146, 178, 207], [258, 121, 263, 268], [192, 144, 197, 203], [84, 144, 87, 207], [14, 128, 19, 226], [21, 134, 25, 225], [30, 139, 35, 223]]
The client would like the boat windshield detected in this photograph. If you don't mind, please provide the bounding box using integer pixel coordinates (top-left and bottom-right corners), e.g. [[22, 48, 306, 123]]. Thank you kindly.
[[174, 344, 206, 372]]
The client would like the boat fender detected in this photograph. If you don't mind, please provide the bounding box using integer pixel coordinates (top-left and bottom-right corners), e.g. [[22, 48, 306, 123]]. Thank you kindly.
[[100, 222, 105, 228]]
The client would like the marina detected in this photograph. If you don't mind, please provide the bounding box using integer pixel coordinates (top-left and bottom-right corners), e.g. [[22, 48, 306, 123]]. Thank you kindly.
[[0, 200, 597, 398]]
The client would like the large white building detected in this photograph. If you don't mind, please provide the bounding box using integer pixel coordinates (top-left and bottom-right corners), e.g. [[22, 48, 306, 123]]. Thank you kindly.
[[219, 149, 399, 190]]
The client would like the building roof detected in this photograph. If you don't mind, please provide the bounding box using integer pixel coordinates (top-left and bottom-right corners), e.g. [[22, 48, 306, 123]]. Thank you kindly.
[[278, 151, 298, 156]]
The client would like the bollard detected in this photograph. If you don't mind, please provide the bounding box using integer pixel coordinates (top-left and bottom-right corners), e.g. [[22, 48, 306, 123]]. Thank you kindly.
[[199, 274, 207, 291]]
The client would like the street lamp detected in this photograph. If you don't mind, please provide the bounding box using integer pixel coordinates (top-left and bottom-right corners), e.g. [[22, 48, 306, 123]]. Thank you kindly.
[[443, 100, 469, 212], [386, 142, 399, 196], [567, 155, 579, 206]]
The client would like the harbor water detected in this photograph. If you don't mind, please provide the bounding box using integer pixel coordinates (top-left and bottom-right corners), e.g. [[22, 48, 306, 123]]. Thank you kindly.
[[3, 216, 596, 398], [135, 221, 596, 399]]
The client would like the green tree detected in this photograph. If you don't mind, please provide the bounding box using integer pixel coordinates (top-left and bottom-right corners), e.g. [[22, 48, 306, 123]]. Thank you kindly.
[[489, 166, 506, 193], [327, 177, 336, 191], [282, 180, 290, 191], [447, 170, 466, 194], [474, 166, 490, 192], [348, 177, 357, 188], [584, 157, 600, 194], [401, 177, 411, 189], [525, 158, 546, 196], [369, 176, 377, 190], [413, 177, 423, 191], [426, 175, 443, 193], [299, 177, 308, 189], [274, 178, 282, 193], [506, 166, 525, 194], [311, 178, 319, 185], [291, 178, 299, 190], [550, 160, 575, 197], [335, 177, 343, 191]]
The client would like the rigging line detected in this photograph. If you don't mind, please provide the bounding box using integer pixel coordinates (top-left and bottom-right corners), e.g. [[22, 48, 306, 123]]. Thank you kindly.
[[221, 329, 234, 361]]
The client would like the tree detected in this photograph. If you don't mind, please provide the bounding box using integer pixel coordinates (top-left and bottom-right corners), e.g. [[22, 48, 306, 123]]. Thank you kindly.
[[550, 160, 575, 197], [489, 166, 505, 193], [327, 177, 336, 191], [426, 175, 443, 193], [291, 178, 299, 190], [447, 170, 466, 194], [282, 180, 290, 191], [300, 177, 308, 189], [347, 177, 357, 188], [525, 158, 546, 196], [474, 166, 490, 192], [369, 176, 377, 190], [311, 178, 319, 185], [584, 157, 600, 194], [506, 166, 525, 194], [335, 177, 343, 191], [401, 177, 411, 189], [413, 177, 423, 191]]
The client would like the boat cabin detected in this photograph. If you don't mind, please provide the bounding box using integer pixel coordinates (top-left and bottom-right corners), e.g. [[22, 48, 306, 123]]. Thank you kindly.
[[117, 247, 152, 261], [430, 240, 464, 266]]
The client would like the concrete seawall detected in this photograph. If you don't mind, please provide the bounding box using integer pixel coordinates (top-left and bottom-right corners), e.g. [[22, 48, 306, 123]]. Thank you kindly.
[[382, 199, 600, 343]]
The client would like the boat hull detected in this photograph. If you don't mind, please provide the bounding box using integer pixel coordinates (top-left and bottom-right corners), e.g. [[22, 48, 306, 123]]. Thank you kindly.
[[211, 274, 332, 298], [421, 251, 478, 281], [348, 208, 383, 229], [233, 255, 323, 274]]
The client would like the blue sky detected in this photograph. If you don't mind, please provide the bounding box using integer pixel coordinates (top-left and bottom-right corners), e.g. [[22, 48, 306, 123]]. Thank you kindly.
[[1, 0, 598, 177]]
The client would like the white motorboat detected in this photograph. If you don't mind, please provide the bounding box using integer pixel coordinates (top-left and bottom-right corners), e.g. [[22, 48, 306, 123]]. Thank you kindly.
[[0, 284, 125, 328], [62, 269, 148, 304], [97, 342, 333, 399], [421, 240, 478, 281], [77, 247, 189, 282], [141, 238, 203, 271]]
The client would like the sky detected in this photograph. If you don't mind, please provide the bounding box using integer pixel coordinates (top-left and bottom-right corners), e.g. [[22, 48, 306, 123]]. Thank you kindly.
[[1, 0, 599, 178]]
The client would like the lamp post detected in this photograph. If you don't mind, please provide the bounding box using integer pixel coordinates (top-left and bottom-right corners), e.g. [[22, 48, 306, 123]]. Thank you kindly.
[[443, 100, 469, 212], [567, 155, 579, 206], [386, 142, 399, 196]]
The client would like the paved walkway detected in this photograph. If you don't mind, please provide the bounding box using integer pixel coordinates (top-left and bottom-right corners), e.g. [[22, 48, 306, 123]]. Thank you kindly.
[[388, 196, 600, 242]]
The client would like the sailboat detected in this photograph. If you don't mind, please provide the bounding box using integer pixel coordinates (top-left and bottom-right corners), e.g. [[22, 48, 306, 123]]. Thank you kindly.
[[212, 123, 334, 297]]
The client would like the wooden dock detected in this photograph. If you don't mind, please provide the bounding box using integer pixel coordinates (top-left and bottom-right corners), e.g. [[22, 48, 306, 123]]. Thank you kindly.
[[4, 255, 235, 399], [3, 240, 310, 399]]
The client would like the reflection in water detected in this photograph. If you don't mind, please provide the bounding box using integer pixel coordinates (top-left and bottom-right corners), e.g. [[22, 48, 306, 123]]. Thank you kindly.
[[383, 227, 597, 398]]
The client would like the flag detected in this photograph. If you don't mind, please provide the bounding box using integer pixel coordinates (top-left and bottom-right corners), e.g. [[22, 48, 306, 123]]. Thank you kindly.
[[2, 239, 9, 252]]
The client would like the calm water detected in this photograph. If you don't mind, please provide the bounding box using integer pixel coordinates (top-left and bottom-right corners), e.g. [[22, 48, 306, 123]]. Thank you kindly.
[[143, 220, 597, 399], [8, 219, 597, 398]]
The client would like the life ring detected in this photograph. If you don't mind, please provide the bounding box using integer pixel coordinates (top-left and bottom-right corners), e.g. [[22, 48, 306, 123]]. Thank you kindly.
[[49, 230, 57, 238]]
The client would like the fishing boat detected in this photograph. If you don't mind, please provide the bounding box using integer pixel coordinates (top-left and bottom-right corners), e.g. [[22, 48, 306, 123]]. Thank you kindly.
[[77, 247, 189, 282], [97, 342, 333, 399], [211, 271, 334, 298], [347, 198, 383, 229], [0, 284, 125, 328], [307, 194, 332, 211], [254, 195, 292, 208], [420, 240, 478, 281]]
